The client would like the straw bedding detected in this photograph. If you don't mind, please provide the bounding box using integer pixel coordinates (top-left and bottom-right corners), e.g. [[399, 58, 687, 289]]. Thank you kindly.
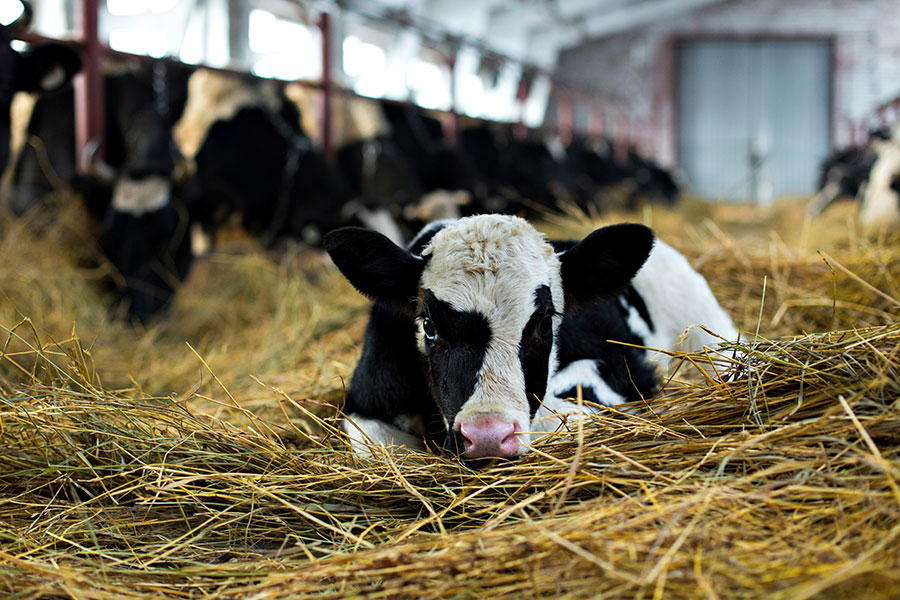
[[1, 196, 898, 599]]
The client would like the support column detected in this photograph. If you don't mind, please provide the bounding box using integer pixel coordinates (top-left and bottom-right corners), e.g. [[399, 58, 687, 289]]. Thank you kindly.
[[74, 0, 104, 171], [319, 10, 334, 163], [513, 69, 531, 140], [556, 91, 573, 145], [443, 51, 458, 148], [614, 112, 630, 165], [589, 104, 605, 137]]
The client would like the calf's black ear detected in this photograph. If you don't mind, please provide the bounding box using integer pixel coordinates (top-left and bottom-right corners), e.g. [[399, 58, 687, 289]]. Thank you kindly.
[[14, 43, 82, 93], [324, 227, 424, 310], [559, 223, 654, 306]]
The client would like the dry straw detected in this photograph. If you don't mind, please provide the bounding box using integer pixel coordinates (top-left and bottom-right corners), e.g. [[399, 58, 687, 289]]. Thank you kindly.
[[1, 196, 899, 598]]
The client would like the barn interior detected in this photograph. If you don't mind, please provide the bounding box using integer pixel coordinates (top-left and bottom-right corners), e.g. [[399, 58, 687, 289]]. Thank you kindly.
[[1, 0, 899, 598]]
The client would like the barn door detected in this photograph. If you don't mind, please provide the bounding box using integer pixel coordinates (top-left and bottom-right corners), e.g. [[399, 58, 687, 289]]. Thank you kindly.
[[678, 39, 831, 203]]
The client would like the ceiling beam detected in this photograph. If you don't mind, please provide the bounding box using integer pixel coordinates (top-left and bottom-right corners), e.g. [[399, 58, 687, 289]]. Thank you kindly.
[[418, 0, 502, 37], [578, 0, 731, 39], [524, 25, 578, 70], [554, 0, 638, 20]]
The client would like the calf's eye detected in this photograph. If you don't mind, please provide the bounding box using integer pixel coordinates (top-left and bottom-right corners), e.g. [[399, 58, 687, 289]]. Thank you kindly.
[[422, 316, 438, 342], [538, 314, 554, 338]]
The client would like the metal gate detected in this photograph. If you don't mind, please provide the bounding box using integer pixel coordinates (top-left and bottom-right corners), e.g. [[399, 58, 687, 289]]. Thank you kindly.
[[678, 39, 831, 203]]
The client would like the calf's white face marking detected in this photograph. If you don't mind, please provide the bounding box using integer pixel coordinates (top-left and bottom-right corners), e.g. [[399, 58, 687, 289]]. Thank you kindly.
[[416, 215, 564, 454]]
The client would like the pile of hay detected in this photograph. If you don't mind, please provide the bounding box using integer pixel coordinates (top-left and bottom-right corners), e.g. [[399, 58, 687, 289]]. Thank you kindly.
[[1, 197, 899, 598]]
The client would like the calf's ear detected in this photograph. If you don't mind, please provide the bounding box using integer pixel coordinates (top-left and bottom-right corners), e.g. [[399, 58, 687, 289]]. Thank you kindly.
[[324, 227, 424, 310], [559, 223, 654, 306], [14, 43, 82, 93]]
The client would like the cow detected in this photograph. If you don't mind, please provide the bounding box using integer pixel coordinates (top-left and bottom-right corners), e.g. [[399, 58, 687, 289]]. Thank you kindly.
[[11, 57, 195, 322], [566, 137, 681, 211], [334, 134, 421, 245], [1, 0, 80, 179], [11, 59, 192, 214], [179, 71, 355, 249], [325, 214, 738, 465], [379, 101, 486, 216], [858, 129, 900, 231], [459, 123, 571, 216], [806, 127, 891, 217]]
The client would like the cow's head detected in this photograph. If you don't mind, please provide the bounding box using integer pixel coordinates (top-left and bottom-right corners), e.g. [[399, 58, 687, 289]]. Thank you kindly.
[[325, 215, 654, 461], [88, 64, 193, 215], [1, 1, 81, 173]]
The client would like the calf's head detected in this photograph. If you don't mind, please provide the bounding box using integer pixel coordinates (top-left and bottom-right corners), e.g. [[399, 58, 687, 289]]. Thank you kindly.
[[325, 215, 653, 461]]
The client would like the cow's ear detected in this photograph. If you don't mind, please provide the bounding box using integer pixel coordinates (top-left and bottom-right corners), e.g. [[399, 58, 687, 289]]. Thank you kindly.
[[559, 223, 654, 306], [324, 227, 424, 310], [14, 43, 82, 93]]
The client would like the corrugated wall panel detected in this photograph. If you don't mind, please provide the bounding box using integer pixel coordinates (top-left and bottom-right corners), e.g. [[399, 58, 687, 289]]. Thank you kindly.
[[678, 39, 830, 202]]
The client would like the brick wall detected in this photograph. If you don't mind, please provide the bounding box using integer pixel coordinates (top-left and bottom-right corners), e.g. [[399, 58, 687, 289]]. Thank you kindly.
[[554, 0, 900, 166]]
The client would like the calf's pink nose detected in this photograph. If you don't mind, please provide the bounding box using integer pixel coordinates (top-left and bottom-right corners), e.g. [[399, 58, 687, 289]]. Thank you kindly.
[[459, 418, 520, 459]]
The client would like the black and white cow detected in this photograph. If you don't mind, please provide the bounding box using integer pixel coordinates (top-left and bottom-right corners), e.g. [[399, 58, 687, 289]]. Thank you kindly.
[[380, 102, 486, 217], [1, 0, 80, 177], [11, 57, 194, 322], [181, 71, 354, 249], [807, 126, 900, 231], [806, 127, 891, 218], [325, 214, 737, 464], [858, 130, 900, 231]]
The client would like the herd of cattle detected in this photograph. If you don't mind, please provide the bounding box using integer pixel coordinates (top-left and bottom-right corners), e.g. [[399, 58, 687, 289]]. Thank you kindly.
[[2, 10, 681, 323]]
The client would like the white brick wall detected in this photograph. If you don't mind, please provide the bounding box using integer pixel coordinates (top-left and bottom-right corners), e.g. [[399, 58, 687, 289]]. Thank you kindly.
[[555, 0, 900, 166]]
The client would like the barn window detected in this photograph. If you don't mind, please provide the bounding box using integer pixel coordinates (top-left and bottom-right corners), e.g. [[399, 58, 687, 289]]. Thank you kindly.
[[0, 0, 25, 26], [407, 48, 451, 111], [16, 0, 74, 39], [103, 0, 198, 62], [482, 62, 522, 122], [108, 27, 168, 58], [521, 74, 551, 128], [451, 46, 525, 121], [343, 35, 388, 98], [248, 9, 321, 81], [106, 0, 177, 16]]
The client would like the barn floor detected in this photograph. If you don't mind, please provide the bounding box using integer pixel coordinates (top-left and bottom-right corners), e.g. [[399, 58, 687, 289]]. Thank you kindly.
[[1, 196, 898, 599]]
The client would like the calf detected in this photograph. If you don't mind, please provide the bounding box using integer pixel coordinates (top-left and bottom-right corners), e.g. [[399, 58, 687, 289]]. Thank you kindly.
[[325, 214, 737, 464]]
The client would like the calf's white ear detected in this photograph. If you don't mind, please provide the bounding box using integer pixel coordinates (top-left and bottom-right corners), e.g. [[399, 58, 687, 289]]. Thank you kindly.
[[560, 223, 655, 305], [324, 227, 424, 310]]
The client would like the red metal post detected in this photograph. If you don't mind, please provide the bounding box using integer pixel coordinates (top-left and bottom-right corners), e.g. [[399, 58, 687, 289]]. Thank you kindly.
[[512, 70, 531, 140], [614, 112, 630, 165], [442, 52, 459, 148], [589, 103, 604, 137], [319, 10, 334, 163], [74, 0, 104, 171], [556, 91, 573, 145]]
